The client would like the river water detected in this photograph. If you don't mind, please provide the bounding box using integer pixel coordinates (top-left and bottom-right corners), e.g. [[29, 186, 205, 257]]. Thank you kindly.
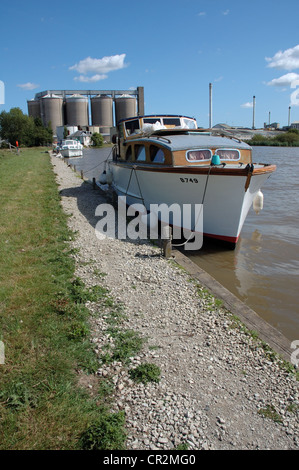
[[68, 146, 299, 342]]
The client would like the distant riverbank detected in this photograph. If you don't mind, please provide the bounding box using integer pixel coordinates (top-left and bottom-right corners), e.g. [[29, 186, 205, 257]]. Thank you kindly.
[[220, 128, 299, 147], [244, 129, 299, 146], [210, 127, 299, 147]]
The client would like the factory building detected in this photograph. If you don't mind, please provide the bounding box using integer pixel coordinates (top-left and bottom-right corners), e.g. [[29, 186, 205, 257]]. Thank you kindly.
[[27, 87, 144, 141]]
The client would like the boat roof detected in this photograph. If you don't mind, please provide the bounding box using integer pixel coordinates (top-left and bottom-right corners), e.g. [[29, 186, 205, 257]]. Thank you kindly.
[[131, 131, 251, 151], [118, 114, 197, 123]]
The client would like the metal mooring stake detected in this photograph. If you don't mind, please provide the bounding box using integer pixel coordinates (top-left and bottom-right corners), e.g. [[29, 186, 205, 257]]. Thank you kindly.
[[161, 225, 172, 258]]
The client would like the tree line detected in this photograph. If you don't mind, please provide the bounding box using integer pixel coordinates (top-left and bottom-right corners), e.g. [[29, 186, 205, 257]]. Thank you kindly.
[[0, 107, 53, 147], [245, 128, 299, 146], [0, 107, 105, 148]]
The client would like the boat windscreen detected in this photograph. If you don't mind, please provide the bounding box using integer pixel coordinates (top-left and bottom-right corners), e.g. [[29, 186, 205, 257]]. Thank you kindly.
[[183, 118, 197, 129], [162, 118, 181, 127]]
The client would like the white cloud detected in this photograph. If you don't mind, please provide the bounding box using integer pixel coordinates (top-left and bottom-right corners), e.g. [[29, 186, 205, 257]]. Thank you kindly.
[[74, 74, 108, 82], [69, 54, 127, 75], [241, 102, 253, 108], [290, 88, 299, 106], [17, 82, 39, 90], [198, 12, 206, 16], [266, 45, 299, 71], [222, 9, 230, 15], [266, 72, 299, 87]]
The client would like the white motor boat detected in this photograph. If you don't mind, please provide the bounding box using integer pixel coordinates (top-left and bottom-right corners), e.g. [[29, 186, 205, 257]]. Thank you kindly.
[[59, 139, 83, 157], [100, 115, 276, 248]]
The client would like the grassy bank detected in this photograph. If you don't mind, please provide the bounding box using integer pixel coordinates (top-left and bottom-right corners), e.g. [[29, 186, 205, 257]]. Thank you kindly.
[[0, 148, 125, 449]]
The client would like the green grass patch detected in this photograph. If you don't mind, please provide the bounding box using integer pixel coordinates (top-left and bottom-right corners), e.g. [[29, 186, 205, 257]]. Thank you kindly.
[[0, 148, 125, 449]]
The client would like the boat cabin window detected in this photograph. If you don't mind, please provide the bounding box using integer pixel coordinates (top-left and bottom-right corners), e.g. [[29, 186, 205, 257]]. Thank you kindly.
[[125, 145, 133, 161], [135, 145, 146, 162], [125, 119, 140, 136], [216, 149, 240, 161], [186, 149, 212, 162], [150, 145, 165, 163]]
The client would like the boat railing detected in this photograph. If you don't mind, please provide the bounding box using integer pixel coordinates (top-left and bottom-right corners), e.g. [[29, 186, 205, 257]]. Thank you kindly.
[[208, 128, 243, 143], [152, 135, 172, 144]]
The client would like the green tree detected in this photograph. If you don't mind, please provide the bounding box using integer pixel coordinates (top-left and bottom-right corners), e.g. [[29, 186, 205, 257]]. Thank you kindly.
[[0, 107, 33, 146], [0, 107, 52, 147], [91, 132, 104, 147]]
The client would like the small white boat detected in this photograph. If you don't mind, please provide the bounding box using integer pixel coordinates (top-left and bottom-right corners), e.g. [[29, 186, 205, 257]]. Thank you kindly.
[[59, 139, 83, 157], [101, 114, 276, 249]]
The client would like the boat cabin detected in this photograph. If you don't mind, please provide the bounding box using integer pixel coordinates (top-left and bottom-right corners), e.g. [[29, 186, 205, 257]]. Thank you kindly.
[[113, 115, 252, 167], [60, 139, 83, 150]]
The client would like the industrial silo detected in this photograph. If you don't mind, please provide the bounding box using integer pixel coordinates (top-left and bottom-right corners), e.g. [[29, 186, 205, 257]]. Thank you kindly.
[[27, 99, 41, 120], [40, 94, 63, 133], [91, 94, 113, 133], [114, 94, 137, 125], [65, 94, 89, 127]]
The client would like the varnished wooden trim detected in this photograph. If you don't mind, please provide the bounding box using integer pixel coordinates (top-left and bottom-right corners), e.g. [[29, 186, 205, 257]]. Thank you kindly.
[[111, 161, 276, 177]]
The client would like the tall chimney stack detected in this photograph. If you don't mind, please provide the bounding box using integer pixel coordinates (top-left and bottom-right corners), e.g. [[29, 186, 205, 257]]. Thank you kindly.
[[252, 96, 256, 129], [209, 83, 212, 129]]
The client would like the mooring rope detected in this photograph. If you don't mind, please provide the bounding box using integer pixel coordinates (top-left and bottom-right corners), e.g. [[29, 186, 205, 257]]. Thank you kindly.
[[171, 165, 213, 247], [81, 147, 114, 175]]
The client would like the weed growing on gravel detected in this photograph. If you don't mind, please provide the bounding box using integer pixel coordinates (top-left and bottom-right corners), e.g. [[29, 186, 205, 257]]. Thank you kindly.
[[175, 441, 190, 450], [258, 405, 283, 424], [105, 305, 128, 326], [128, 363, 161, 384], [69, 277, 109, 303], [79, 411, 126, 450], [286, 403, 299, 413], [100, 328, 144, 365]]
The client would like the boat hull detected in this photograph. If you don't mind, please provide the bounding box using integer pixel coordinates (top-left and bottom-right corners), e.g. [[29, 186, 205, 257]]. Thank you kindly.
[[60, 149, 83, 157], [109, 162, 275, 246]]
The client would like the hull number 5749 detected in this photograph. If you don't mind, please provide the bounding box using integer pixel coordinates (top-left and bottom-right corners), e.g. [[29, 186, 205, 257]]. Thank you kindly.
[[180, 177, 199, 183]]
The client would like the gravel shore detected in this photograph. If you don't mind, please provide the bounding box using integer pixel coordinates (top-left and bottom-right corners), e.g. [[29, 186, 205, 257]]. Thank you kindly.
[[51, 154, 298, 450]]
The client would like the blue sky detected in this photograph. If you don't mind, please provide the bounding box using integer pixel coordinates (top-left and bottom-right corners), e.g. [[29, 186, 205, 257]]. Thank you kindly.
[[1, 0, 299, 128]]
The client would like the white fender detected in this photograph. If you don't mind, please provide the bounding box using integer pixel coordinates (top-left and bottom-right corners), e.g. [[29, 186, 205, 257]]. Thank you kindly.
[[99, 171, 107, 185], [253, 190, 264, 214]]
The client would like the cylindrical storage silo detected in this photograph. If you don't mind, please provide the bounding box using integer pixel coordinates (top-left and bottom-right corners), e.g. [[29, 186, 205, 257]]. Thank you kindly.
[[65, 94, 89, 127], [27, 99, 41, 119], [91, 94, 113, 131], [40, 94, 63, 133], [114, 94, 137, 125]]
